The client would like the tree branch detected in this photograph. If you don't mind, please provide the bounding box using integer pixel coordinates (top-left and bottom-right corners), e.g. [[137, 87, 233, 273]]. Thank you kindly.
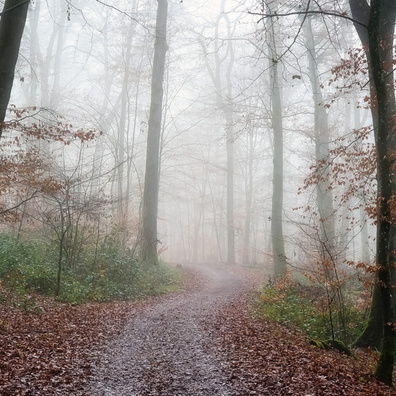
[[249, 10, 368, 29], [0, 190, 39, 215]]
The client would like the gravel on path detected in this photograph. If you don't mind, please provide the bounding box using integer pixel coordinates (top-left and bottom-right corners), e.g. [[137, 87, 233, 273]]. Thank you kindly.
[[89, 264, 258, 396]]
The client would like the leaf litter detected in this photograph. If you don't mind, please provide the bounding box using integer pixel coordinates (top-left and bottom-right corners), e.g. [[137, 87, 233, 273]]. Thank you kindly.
[[0, 265, 395, 395]]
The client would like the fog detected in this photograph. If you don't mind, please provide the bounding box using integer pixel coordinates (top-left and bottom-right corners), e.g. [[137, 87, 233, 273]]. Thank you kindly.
[[7, 0, 375, 273]]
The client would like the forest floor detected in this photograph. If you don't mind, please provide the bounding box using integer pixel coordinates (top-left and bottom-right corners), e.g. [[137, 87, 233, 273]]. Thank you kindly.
[[0, 263, 395, 395]]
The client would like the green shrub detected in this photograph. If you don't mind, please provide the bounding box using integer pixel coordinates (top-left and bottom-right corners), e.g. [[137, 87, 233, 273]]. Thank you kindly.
[[257, 278, 366, 343], [133, 262, 181, 296], [58, 277, 90, 303], [0, 234, 55, 294], [258, 281, 328, 339], [0, 232, 181, 304]]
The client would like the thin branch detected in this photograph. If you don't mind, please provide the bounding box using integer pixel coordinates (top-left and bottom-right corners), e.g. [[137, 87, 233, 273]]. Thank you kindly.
[[273, 0, 311, 62], [0, 190, 39, 215], [249, 10, 368, 29], [93, 0, 147, 30]]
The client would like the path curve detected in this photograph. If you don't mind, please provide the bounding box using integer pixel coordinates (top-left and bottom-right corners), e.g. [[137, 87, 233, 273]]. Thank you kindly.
[[89, 264, 258, 396]]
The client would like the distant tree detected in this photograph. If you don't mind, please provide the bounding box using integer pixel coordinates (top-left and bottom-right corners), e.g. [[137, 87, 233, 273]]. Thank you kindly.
[[266, 5, 287, 278], [302, 16, 335, 258], [199, 4, 236, 265]]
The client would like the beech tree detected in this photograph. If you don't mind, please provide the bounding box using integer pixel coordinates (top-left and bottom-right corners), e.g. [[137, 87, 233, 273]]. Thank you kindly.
[[348, 0, 396, 385], [0, 0, 30, 136], [141, 0, 168, 265], [266, 6, 287, 278]]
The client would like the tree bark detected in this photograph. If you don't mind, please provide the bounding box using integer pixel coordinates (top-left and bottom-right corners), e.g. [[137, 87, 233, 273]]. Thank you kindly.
[[267, 12, 287, 278], [141, 0, 168, 265], [353, 282, 383, 349], [350, 0, 396, 385], [368, 1, 396, 385], [349, 0, 383, 350], [0, 0, 30, 137]]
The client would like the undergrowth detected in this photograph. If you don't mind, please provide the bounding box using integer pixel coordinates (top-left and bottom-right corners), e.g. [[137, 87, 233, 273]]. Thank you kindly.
[[0, 233, 180, 304], [257, 276, 367, 345]]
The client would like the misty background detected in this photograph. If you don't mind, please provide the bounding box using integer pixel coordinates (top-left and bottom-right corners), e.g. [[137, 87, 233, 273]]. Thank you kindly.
[[6, 0, 374, 271]]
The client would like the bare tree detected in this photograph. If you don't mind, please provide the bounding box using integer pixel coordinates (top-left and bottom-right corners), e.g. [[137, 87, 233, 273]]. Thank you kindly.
[[200, 3, 236, 265], [141, 0, 168, 265], [303, 16, 335, 256], [266, 5, 287, 278]]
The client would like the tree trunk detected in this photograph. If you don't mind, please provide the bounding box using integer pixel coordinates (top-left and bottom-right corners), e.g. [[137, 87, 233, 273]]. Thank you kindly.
[[303, 17, 335, 254], [267, 13, 287, 278], [115, 29, 133, 247], [368, 0, 396, 385], [49, 0, 66, 108], [353, 282, 383, 349], [225, 103, 236, 264], [349, 1, 396, 384], [349, 0, 383, 350], [26, 0, 39, 107], [141, 0, 168, 265], [0, 0, 30, 137], [243, 131, 255, 264], [200, 4, 236, 265]]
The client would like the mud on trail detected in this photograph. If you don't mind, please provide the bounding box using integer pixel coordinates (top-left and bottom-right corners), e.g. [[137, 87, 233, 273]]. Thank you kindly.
[[89, 264, 261, 396]]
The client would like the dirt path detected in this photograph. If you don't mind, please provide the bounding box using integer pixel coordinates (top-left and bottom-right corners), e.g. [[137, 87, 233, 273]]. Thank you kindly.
[[2, 263, 394, 395], [89, 264, 259, 396]]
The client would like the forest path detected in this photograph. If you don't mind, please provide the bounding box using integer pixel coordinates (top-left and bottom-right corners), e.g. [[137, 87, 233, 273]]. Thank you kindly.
[[89, 263, 261, 396]]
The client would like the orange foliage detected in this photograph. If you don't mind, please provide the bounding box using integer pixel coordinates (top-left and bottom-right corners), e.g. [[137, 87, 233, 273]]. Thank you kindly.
[[0, 106, 98, 223], [300, 126, 377, 218]]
